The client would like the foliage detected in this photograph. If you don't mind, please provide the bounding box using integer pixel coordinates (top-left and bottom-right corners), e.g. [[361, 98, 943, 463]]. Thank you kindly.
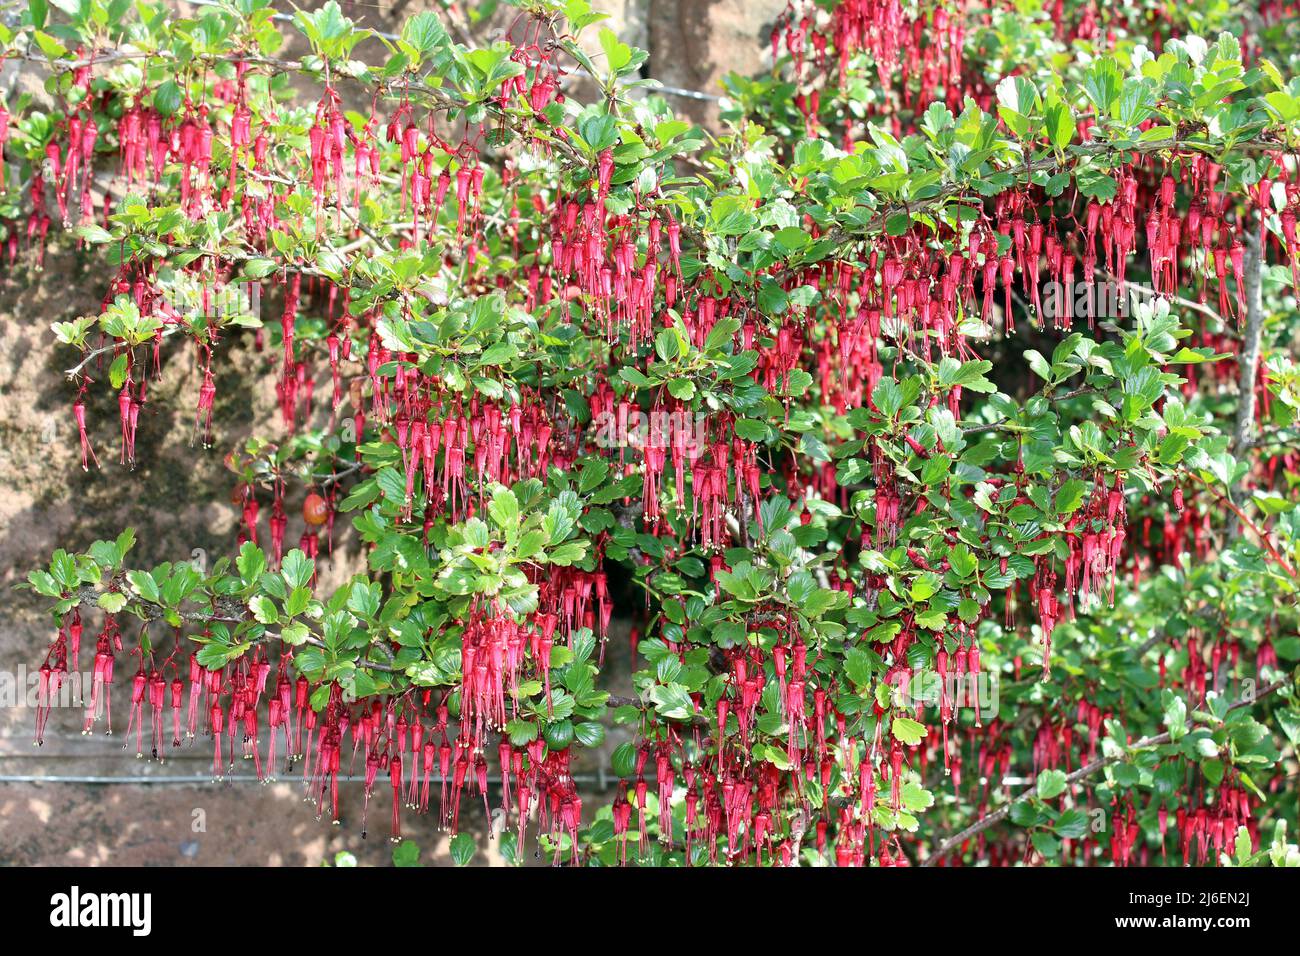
[[14, 0, 1300, 866]]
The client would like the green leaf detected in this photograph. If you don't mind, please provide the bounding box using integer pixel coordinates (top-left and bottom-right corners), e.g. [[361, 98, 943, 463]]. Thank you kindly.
[[655, 328, 680, 362], [1164, 694, 1188, 740], [837, 458, 869, 486], [97, 592, 127, 613], [401, 10, 449, 55], [873, 379, 903, 418], [578, 459, 609, 494], [573, 721, 605, 747], [891, 716, 927, 746], [449, 832, 476, 866], [392, 839, 422, 867], [28, 570, 61, 599], [1036, 768, 1067, 800], [347, 580, 380, 619], [281, 622, 310, 646], [597, 27, 631, 73], [1031, 831, 1061, 858], [1054, 479, 1087, 515], [109, 354, 129, 390], [488, 485, 520, 530], [1044, 98, 1075, 149], [1234, 826, 1253, 865], [281, 550, 313, 590], [1054, 808, 1089, 838], [544, 719, 575, 749], [948, 545, 978, 579], [237, 543, 266, 585], [648, 683, 696, 720], [127, 570, 161, 604], [249, 594, 279, 625], [241, 258, 278, 280], [33, 30, 68, 61], [154, 79, 183, 117], [667, 378, 696, 400], [611, 741, 638, 778], [74, 224, 113, 244]]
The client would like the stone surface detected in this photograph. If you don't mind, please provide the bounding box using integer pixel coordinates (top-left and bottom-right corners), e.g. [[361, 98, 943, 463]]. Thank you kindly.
[[646, 0, 788, 123]]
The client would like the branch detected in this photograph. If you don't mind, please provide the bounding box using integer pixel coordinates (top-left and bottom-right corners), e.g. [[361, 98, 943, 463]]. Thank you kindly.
[[774, 134, 1284, 286], [319, 460, 364, 487], [1133, 630, 1167, 658], [921, 677, 1292, 866], [786, 808, 811, 865], [605, 692, 711, 727], [961, 386, 1098, 434], [66, 582, 400, 673], [1095, 270, 1229, 327], [63, 327, 178, 380], [604, 694, 642, 709], [1249, 425, 1300, 450], [1232, 229, 1267, 455], [1204, 485, 1300, 581], [19, 35, 588, 170]]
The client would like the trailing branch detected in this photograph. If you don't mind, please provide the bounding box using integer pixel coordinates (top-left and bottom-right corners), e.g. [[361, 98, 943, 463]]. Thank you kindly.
[[66, 582, 400, 673], [921, 677, 1292, 866]]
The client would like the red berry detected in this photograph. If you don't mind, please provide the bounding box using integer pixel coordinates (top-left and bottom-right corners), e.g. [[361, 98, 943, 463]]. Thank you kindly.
[[303, 493, 329, 527]]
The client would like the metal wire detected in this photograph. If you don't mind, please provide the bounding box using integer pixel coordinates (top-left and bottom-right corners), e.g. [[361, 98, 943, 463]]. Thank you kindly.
[[651, 85, 721, 102], [1, 748, 614, 787], [0, 772, 615, 785]]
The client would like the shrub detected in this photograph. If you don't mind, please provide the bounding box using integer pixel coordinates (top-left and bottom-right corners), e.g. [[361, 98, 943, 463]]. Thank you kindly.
[[15, 0, 1300, 866]]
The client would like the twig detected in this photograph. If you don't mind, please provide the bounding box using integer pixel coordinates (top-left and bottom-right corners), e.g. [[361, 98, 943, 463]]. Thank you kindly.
[[1204, 484, 1300, 581], [1096, 269, 1227, 326], [319, 460, 364, 487], [922, 677, 1292, 865], [773, 135, 1283, 286], [605, 692, 711, 727], [961, 386, 1099, 434], [65, 582, 400, 673]]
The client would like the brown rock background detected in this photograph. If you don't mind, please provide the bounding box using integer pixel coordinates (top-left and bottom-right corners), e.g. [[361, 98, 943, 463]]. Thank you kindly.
[[0, 0, 783, 866]]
